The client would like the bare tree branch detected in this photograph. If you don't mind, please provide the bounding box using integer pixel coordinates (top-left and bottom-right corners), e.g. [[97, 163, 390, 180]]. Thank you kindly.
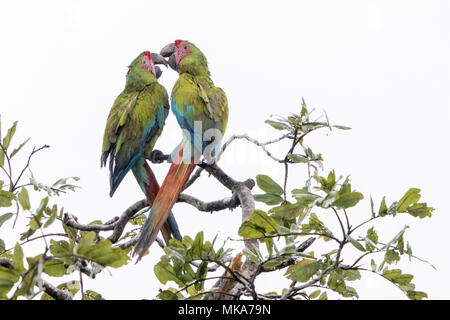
[[177, 193, 240, 212], [108, 199, 148, 243], [41, 280, 73, 300], [217, 133, 290, 163], [0, 257, 73, 300], [259, 237, 316, 273]]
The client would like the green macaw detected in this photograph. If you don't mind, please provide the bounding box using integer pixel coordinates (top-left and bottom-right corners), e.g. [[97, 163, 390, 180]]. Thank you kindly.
[[101, 51, 181, 244], [134, 40, 229, 261]]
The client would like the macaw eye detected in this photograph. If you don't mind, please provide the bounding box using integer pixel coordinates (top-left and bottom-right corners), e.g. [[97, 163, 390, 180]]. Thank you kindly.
[[184, 46, 188, 49]]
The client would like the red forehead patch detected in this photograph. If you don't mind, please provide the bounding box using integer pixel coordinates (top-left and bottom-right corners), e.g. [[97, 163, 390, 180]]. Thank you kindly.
[[174, 40, 182, 47], [144, 51, 151, 59]]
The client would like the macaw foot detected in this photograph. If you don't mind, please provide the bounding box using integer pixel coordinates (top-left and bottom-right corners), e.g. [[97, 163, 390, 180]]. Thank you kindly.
[[150, 150, 169, 163]]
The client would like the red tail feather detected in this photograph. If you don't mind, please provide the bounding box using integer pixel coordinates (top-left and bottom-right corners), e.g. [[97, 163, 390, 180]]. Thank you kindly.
[[142, 162, 173, 244], [134, 159, 196, 260]]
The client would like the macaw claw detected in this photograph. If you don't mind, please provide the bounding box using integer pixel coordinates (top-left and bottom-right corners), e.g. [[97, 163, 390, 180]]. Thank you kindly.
[[150, 149, 169, 163]]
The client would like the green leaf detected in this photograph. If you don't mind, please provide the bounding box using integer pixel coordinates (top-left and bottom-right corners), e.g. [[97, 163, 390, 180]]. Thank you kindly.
[[36, 196, 49, 216], [288, 154, 309, 163], [158, 289, 180, 300], [76, 231, 97, 255], [43, 210, 58, 228], [319, 291, 328, 300], [163, 246, 186, 265], [371, 259, 377, 272], [0, 213, 13, 228], [62, 220, 78, 240], [382, 269, 413, 286], [370, 196, 375, 218], [129, 213, 146, 226], [397, 188, 421, 212], [17, 187, 31, 211], [309, 290, 321, 299], [242, 247, 262, 264], [83, 289, 105, 300], [332, 192, 364, 209], [301, 98, 308, 117], [20, 227, 37, 241], [254, 193, 283, 205], [406, 203, 434, 219], [338, 180, 351, 195], [43, 259, 66, 277], [262, 256, 285, 269], [269, 202, 302, 220], [80, 239, 130, 268], [286, 259, 321, 282], [301, 213, 333, 240], [385, 250, 400, 264], [256, 175, 284, 196], [346, 235, 366, 252], [291, 189, 320, 206], [50, 240, 74, 266], [29, 213, 43, 231], [238, 221, 265, 239], [265, 120, 290, 131], [0, 147, 4, 167], [2, 121, 17, 150], [342, 286, 359, 298], [378, 197, 388, 217], [407, 290, 428, 300], [314, 170, 337, 192], [13, 242, 25, 273], [195, 261, 208, 291], [238, 210, 280, 239], [41, 280, 80, 300], [154, 260, 185, 287], [301, 121, 328, 131], [333, 125, 352, 130], [0, 190, 14, 207], [191, 231, 204, 259], [343, 270, 361, 281], [10, 137, 30, 158], [0, 267, 20, 297], [365, 227, 378, 251], [50, 240, 71, 256], [388, 201, 398, 215]]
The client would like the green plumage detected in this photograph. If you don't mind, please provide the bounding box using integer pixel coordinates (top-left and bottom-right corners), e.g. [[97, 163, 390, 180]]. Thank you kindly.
[[133, 41, 229, 260], [101, 52, 169, 195], [171, 42, 228, 152], [176, 42, 210, 77]]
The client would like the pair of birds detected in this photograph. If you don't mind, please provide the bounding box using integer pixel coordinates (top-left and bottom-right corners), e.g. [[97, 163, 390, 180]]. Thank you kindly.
[[100, 40, 229, 262]]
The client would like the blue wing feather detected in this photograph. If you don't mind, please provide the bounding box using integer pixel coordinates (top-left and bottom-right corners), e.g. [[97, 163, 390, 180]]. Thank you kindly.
[[109, 105, 168, 196]]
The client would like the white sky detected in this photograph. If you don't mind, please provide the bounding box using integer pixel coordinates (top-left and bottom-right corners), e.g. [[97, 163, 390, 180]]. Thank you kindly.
[[1, 0, 449, 299]]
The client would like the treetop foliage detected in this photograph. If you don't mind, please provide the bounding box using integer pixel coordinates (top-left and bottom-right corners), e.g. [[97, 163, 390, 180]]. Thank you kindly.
[[0, 100, 434, 300]]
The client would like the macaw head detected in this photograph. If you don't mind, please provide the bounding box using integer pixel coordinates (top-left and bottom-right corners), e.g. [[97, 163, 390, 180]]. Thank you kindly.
[[160, 40, 209, 76], [140, 51, 168, 79], [126, 51, 167, 87]]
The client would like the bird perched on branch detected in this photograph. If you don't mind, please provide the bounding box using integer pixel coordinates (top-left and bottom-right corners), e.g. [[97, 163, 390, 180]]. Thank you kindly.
[[101, 51, 182, 245], [134, 40, 229, 261]]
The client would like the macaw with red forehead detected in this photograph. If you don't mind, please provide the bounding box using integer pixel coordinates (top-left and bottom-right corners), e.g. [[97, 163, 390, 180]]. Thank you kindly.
[[101, 51, 181, 244], [134, 40, 229, 261]]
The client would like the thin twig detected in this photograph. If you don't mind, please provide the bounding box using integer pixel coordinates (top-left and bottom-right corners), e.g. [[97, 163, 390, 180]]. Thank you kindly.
[[13, 145, 50, 190], [216, 133, 290, 163]]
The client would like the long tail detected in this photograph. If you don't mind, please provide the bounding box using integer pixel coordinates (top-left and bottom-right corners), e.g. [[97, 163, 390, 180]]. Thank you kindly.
[[134, 147, 196, 262], [132, 159, 182, 245]]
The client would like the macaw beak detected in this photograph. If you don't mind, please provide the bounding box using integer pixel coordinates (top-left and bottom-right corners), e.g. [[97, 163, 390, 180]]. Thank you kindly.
[[155, 66, 162, 79], [151, 52, 168, 67], [160, 43, 175, 57], [160, 43, 177, 71]]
